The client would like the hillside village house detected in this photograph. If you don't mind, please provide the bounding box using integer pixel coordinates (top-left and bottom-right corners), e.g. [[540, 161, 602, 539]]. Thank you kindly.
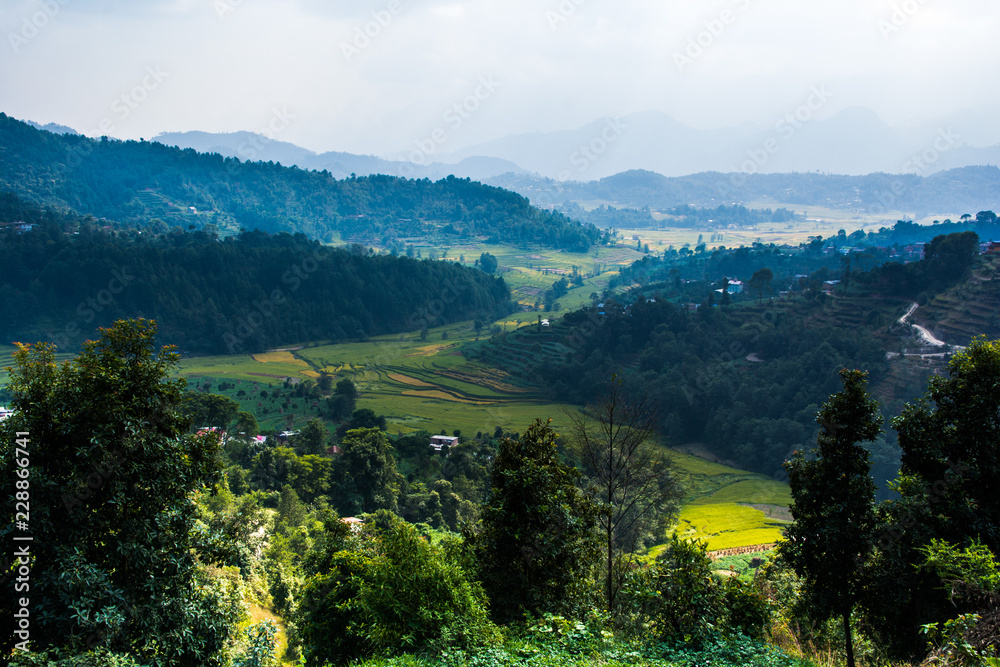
[[429, 435, 458, 452], [0, 406, 13, 422]]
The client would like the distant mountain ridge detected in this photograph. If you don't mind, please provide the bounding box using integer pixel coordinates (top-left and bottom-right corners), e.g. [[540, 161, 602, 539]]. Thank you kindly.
[[487, 167, 1000, 221], [445, 107, 1000, 180], [152, 130, 527, 182]]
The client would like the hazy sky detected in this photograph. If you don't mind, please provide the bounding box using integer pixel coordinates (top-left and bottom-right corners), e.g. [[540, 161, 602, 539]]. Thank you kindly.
[[3, 0, 999, 156]]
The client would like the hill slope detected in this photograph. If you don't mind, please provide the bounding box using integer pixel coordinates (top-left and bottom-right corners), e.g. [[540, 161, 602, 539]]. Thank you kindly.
[[0, 113, 597, 251]]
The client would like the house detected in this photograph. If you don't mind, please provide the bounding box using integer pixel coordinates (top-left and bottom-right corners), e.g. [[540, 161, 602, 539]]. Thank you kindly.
[[541, 318, 550, 327], [726, 280, 744, 294], [822, 280, 841, 293], [429, 435, 459, 452], [987, 242, 1000, 254], [0, 406, 13, 422], [341, 517, 364, 533]]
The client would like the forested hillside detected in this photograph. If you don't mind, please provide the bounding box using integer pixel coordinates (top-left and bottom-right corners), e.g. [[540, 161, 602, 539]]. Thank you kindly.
[[0, 114, 599, 250], [473, 231, 985, 484], [0, 198, 513, 353]]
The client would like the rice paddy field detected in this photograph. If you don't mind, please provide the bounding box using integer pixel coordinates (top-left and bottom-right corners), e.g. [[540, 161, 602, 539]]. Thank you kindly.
[[171, 322, 792, 554]]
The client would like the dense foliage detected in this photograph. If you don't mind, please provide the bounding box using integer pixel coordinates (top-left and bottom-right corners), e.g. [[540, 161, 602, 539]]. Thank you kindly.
[[0, 114, 599, 250], [466, 419, 602, 623], [0, 210, 513, 353], [0, 320, 240, 663]]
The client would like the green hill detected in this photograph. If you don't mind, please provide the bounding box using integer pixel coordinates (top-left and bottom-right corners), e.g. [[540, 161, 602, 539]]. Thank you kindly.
[[0, 113, 599, 251]]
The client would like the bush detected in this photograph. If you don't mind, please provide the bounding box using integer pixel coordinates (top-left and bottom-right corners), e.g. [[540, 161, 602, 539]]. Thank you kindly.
[[298, 516, 496, 665]]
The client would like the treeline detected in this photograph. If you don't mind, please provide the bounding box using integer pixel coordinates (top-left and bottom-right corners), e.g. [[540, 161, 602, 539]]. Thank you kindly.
[[559, 202, 802, 230], [0, 113, 599, 250], [0, 212, 513, 353]]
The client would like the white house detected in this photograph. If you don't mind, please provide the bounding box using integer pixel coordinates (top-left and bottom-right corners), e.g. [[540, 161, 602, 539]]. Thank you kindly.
[[0, 406, 13, 422]]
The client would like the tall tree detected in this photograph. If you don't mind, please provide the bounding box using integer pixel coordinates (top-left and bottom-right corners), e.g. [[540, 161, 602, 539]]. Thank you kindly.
[[748, 267, 773, 305], [779, 369, 882, 667], [566, 376, 683, 614], [467, 419, 600, 623], [863, 337, 1000, 658], [0, 319, 240, 661], [332, 427, 402, 515]]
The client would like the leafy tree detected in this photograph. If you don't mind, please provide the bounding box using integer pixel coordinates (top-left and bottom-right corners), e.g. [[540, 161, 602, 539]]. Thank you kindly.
[[298, 417, 328, 455], [748, 267, 773, 304], [185, 391, 240, 431], [779, 369, 882, 667], [335, 408, 386, 439], [298, 516, 494, 666], [235, 410, 259, 438], [332, 427, 402, 514], [0, 319, 241, 661], [467, 418, 601, 622], [566, 376, 683, 614], [478, 252, 498, 275], [864, 337, 1000, 658]]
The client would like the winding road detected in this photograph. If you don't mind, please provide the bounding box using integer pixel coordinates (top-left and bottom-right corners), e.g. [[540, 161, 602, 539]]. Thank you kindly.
[[898, 302, 949, 347]]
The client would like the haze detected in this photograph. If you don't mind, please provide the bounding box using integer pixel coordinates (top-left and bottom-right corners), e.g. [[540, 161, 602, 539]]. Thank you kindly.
[[3, 0, 1000, 163]]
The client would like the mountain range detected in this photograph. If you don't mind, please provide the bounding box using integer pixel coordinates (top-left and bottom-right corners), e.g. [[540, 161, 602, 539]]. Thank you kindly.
[[27, 105, 1000, 185]]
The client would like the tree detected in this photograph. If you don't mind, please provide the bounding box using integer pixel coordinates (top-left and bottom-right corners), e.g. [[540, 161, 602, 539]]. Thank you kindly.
[[748, 267, 773, 305], [184, 391, 240, 431], [566, 377, 683, 614], [332, 427, 402, 515], [0, 319, 240, 661], [892, 337, 1000, 551], [467, 419, 601, 623], [298, 516, 494, 666], [298, 417, 328, 455], [478, 252, 498, 275], [327, 379, 358, 421], [863, 338, 1000, 658], [779, 369, 882, 667]]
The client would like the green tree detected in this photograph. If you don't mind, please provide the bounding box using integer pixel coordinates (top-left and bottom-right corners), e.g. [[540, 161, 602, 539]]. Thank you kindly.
[[333, 427, 402, 514], [298, 417, 328, 455], [0, 319, 241, 661], [467, 418, 601, 622], [779, 369, 882, 667], [864, 337, 1000, 658], [298, 516, 494, 666], [566, 377, 683, 614], [748, 267, 773, 305], [235, 410, 259, 438], [478, 252, 498, 275], [184, 391, 240, 429]]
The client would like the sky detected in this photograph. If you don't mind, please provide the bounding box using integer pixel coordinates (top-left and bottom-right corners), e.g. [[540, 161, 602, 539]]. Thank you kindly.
[[2, 0, 1000, 157]]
